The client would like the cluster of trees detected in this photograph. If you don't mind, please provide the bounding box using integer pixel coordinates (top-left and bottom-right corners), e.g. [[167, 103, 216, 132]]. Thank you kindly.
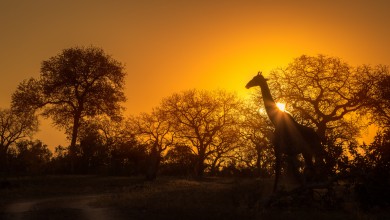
[[1, 47, 389, 186]]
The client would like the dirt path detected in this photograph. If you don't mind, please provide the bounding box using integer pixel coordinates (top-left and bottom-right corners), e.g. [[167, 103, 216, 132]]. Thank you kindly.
[[2, 194, 118, 220]]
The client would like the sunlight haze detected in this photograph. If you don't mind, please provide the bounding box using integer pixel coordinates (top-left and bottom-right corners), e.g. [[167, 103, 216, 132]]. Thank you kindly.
[[1, 0, 389, 148]]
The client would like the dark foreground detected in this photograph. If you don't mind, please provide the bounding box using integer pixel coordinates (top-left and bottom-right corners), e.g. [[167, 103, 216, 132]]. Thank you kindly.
[[0, 176, 389, 220]]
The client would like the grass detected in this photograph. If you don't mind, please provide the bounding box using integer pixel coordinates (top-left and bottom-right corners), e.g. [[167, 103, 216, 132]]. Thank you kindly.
[[92, 177, 243, 219], [1, 175, 389, 219]]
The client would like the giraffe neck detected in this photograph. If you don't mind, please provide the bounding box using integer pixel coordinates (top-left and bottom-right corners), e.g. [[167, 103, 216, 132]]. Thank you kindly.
[[259, 82, 280, 125]]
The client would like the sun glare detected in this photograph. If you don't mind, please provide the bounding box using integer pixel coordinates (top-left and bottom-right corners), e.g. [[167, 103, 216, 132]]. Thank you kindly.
[[276, 102, 286, 112]]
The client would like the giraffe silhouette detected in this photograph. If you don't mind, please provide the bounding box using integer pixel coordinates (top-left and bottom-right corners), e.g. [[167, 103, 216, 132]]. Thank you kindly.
[[246, 72, 326, 192]]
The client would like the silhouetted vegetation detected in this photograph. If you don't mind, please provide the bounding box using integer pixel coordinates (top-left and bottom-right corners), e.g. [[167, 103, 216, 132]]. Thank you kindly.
[[269, 55, 376, 144], [1, 50, 390, 218], [158, 90, 243, 177], [8, 140, 52, 175], [0, 108, 38, 175], [346, 129, 390, 209], [11, 46, 126, 173]]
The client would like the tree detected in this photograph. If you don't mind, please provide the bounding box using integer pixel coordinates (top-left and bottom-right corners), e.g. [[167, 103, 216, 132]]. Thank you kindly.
[[77, 122, 108, 174], [0, 108, 38, 173], [129, 109, 175, 180], [13, 140, 52, 175], [160, 89, 241, 177], [238, 99, 274, 177], [207, 124, 242, 175], [347, 129, 390, 209], [268, 55, 378, 145], [12, 46, 126, 171], [365, 66, 390, 128], [162, 144, 196, 176]]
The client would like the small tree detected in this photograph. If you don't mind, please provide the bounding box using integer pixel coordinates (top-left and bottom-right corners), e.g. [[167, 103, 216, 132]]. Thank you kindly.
[[162, 144, 196, 176], [348, 129, 390, 209], [129, 109, 175, 180], [0, 108, 38, 173], [77, 123, 108, 174], [238, 100, 274, 177], [160, 89, 241, 177], [207, 125, 242, 175], [12, 46, 126, 171], [13, 140, 52, 175]]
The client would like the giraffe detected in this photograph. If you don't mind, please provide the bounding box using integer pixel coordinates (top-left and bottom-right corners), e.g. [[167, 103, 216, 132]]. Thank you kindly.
[[246, 72, 326, 192]]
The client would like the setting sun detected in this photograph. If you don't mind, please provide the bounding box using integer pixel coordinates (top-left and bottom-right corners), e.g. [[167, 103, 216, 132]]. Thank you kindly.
[[276, 102, 286, 112]]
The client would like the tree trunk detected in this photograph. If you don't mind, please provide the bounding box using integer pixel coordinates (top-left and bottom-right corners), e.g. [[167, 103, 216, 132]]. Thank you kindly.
[[317, 123, 327, 143], [209, 156, 220, 176], [255, 144, 262, 177], [146, 144, 161, 181], [195, 151, 206, 177], [0, 146, 8, 174], [69, 112, 81, 173]]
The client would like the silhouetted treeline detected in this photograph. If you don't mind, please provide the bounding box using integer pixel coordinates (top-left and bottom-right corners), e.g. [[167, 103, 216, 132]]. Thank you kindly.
[[1, 50, 390, 209], [2, 128, 390, 180]]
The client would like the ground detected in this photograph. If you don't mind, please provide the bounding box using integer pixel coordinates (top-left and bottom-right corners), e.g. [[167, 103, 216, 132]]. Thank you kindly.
[[0, 175, 389, 219]]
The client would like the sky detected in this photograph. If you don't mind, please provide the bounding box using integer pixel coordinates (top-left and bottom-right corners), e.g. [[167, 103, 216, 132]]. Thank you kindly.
[[1, 0, 389, 148]]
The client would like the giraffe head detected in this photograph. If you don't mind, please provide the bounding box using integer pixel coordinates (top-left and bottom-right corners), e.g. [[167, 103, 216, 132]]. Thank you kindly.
[[245, 71, 268, 89]]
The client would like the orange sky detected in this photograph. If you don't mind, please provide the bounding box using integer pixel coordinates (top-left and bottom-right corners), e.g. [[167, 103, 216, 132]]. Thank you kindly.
[[1, 0, 389, 148]]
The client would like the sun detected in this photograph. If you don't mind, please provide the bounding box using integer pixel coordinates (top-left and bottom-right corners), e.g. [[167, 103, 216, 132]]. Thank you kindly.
[[276, 102, 286, 112]]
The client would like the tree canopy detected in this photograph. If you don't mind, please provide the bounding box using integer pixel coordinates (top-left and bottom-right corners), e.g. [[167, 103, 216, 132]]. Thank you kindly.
[[12, 46, 126, 170], [268, 54, 384, 144], [160, 89, 242, 176], [0, 108, 38, 173], [128, 109, 175, 180], [365, 66, 390, 128]]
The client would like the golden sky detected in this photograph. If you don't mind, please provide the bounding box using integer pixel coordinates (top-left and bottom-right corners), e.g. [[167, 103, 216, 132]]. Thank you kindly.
[[1, 0, 389, 148]]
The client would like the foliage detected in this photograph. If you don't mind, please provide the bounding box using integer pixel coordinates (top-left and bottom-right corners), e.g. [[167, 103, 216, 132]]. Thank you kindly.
[[365, 67, 390, 128], [109, 139, 148, 176], [11, 46, 126, 170], [161, 144, 196, 176], [3, 53, 390, 217], [160, 89, 242, 176], [8, 140, 52, 175], [47, 118, 148, 175], [0, 108, 38, 173], [128, 109, 175, 180], [237, 99, 275, 177], [5, 52, 390, 204], [77, 124, 109, 174], [344, 129, 390, 209], [268, 55, 380, 144]]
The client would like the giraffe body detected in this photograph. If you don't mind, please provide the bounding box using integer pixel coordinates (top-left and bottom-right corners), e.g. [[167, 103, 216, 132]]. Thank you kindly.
[[246, 72, 326, 192]]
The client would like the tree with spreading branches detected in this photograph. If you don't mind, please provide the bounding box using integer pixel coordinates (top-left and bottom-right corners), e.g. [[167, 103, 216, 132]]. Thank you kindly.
[[12, 46, 126, 171], [0, 108, 38, 173], [268, 55, 382, 145], [128, 109, 175, 180], [160, 89, 241, 176]]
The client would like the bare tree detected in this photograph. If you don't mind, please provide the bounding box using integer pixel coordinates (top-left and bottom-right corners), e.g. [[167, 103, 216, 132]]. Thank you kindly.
[[12, 46, 126, 171]]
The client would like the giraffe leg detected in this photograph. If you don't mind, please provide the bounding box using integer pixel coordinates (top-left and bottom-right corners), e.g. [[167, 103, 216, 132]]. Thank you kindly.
[[314, 151, 329, 181], [287, 155, 305, 187], [273, 151, 281, 192], [303, 152, 315, 182]]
